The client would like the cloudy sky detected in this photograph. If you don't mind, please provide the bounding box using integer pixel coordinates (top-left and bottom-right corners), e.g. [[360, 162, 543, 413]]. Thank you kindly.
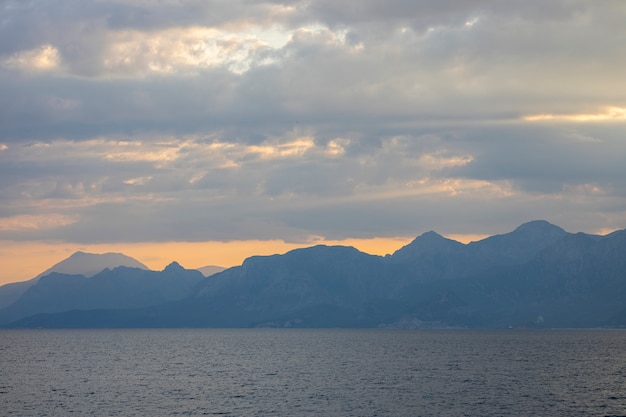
[[1, 0, 626, 284]]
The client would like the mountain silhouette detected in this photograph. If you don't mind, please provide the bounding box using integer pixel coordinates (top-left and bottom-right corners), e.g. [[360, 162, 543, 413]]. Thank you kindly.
[[196, 265, 226, 277], [35, 251, 149, 279], [0, 251, 148, 309], [4, 221, 626, 329], [0, 263, 204, 325]]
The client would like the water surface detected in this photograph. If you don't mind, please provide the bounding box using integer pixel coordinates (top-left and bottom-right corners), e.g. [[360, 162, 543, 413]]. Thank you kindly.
[[2, 329, 626, 416]]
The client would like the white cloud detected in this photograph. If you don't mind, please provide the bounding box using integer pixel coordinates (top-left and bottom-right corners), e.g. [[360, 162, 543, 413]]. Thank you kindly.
[[325, 138, 349, 157], [524, 107, 626, 122], [89, 20, 367, 77], [1, 44, 62, 72], [99, 25, 293, 76], [123, 176, 153, 186], [246, 138, 315, 159]]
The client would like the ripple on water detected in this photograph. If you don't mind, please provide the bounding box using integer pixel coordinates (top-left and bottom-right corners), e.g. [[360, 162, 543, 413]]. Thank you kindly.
[[2, 329, 626, 416]]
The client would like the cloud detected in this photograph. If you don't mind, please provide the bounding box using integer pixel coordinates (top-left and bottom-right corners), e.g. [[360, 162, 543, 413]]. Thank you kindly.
[[1, 44, 62, 72], [0, 213, 78, 232], [3, 119, 626, 244], [1, 0, 626, 250], [523, 107, 626, 122], [3, 1, 625, 140], [96, 25, 293, 76]]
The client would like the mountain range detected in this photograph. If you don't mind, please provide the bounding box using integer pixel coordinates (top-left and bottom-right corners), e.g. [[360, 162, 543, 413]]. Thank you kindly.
[[2, 220, 626, 328], [0, 251, 148, 309]]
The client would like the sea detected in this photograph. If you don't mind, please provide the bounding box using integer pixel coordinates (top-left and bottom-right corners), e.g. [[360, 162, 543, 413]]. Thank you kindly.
[[1, 329, 626, 416]]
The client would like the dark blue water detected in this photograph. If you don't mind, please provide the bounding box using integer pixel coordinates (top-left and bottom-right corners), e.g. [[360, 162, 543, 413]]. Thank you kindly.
[[2, 329, 626, 416]]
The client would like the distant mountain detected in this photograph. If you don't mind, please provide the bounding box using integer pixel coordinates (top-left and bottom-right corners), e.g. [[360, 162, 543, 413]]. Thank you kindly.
[[0, 281, 32, 310], [190, 245, 390, 327], [5, 220, 626, 329], [456, 230, 626, 328], [0, 261, 204, 325], [467, 220, 571, 264], [35, 251, 149, 279], [0, 251, 148, 309], [196, 265, 226, 277], [388, 231, 468, 281], [387, 220, 573, 282]]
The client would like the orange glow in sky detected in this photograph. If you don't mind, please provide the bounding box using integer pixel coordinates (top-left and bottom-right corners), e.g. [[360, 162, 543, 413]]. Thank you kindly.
[[0, 234, 492, 286], [0, 238, 414, 285], [0, 232, 576, 285]]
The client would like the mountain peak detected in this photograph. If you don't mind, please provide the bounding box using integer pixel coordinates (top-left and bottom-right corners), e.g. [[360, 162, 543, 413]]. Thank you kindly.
[[468, 220, 570, 264], [410, 230, 463, 247], [391, 230, 463, 261], [513, 220, 566, 234], [196, 265, 226, 277], [163, 261, 185, 272], [418, 230, 445, 240], [69, 250, 127, 258], [35, 251, 149, 279], [509, 220, 569, 242]]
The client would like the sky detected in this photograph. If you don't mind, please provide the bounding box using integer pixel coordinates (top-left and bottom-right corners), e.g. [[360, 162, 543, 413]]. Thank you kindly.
[[1, 0, 626, 284]]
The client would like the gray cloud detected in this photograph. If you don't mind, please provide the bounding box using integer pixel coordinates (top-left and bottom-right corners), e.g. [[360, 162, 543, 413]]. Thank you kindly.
[[1, 1, 626, 244]]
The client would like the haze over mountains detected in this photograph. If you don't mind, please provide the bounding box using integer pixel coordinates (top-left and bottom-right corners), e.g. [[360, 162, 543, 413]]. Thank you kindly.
[[2, 220, 626, 329], [196, 265, 227, 277], [34, 251, 149, 279], [0, 251, 149, 309]]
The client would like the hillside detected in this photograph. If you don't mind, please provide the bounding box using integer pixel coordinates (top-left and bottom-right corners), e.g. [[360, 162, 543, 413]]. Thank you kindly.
[[5, 221, 626, 329], [0, 251, 149, 309]]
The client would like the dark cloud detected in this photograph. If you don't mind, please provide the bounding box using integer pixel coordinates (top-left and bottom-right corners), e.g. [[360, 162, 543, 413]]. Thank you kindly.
[[446, 125, 626, 191], [1, 1, 626, 245]]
